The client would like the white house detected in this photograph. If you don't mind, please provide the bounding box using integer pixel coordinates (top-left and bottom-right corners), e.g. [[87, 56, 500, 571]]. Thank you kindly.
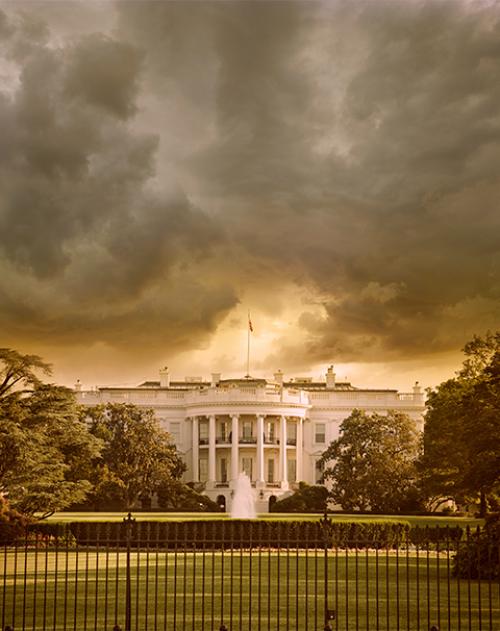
[[75, 366, 425, 512]]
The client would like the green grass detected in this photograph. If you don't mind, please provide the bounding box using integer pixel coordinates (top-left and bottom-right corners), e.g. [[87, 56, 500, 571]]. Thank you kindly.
[[45, 511, 483, 529], [2, 547, 498, 630]]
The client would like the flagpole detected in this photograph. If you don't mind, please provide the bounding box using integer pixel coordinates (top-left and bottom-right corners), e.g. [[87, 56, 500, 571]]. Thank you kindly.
[[246, 311, 251, 378]]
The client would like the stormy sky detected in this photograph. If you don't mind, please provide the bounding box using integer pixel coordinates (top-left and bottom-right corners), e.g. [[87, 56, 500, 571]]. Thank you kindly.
[[0, 0, 498, 390]]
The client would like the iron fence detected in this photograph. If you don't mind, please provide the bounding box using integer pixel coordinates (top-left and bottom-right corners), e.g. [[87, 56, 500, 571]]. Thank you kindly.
[[1, 516, 499, 631]]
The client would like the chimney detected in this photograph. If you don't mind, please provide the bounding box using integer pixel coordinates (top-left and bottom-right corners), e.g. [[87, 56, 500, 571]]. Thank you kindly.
[[159, 367, 170, 388], [274, 369, 284, 385], [413, 381, 422, 397], [326, 365, 336, 388], [74, 379, 82, 392], [211, 372, 221, 387]]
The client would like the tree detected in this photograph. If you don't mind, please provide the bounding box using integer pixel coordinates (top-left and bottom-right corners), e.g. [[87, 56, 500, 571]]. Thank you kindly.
[[0, 349, 101, 518], [82, 403, 186, 510], [0, 348, 51, 399], [419, 332, 500, 515], [319, 410, 421, 513]]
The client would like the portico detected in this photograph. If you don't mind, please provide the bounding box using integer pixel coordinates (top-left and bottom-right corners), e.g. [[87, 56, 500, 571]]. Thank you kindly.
[[184, 380, 310, 510], [190, 412, 305, 488]]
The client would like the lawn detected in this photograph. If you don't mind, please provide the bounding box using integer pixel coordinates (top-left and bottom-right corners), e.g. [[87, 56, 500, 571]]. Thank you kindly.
[[2, 545, 498, 630]]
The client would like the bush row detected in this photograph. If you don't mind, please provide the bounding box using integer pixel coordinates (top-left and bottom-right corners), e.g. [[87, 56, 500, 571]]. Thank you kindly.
[[62, 519, 466, 550]]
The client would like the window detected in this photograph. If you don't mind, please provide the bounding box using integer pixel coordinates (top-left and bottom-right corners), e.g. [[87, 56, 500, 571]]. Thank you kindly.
[[314, 423, 326, 444], [288, 458, 296, 483], [169, 422, 181, 444], [220, 457, 227, 483], [219, 420, 229, 442], [242, 420, 253, 440], [199, 457, 208, 482], [315, 459, 324, 483], [267, 421, 276, 442], [287, 423, 297, 445], [267, 458, 275, 483], [242, 457, 253, 480], [199, 420, 208, 444]]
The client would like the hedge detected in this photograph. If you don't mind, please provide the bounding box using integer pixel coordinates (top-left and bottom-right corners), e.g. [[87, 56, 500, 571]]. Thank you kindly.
[[407, 525, 463, 547], [68, 519, 419, 549]]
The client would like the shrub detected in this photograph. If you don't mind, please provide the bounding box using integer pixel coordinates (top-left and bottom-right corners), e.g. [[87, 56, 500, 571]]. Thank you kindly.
[[156, 482, 220, 512], [453, 513, 500, 580], [270, 482, 328, 513], [0, 495, 27, 545]]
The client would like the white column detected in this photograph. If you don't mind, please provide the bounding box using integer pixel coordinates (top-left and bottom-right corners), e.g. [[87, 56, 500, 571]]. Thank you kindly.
[[256, 414, 265, 485], [296, 418, 303, 482], [208, 414, 216, 485], [231, 414, 239, 483], [191, 417, 199, 482], [280, 415, 288, 489]]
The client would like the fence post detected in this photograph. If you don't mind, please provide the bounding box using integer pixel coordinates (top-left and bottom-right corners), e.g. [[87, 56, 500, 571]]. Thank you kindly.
[[124, 512, 136, 631], [321, 508, 335, 631]]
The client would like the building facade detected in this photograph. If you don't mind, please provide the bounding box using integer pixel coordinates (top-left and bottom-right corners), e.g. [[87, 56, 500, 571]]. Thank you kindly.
[[76, 366, 425, 512]]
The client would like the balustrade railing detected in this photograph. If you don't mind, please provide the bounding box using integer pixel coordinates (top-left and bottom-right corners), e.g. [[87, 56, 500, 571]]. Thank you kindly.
[[264, 436, 279, 444]]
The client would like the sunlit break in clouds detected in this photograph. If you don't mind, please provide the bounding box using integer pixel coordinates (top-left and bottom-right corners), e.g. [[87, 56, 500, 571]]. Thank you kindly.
[[0, 1, 498, 390]]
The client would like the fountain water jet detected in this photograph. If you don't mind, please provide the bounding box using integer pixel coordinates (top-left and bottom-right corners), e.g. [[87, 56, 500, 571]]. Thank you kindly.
[[230, 472, 257, 519]]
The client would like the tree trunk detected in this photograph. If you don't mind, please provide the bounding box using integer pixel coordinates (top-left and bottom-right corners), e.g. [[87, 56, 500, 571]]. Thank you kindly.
[[479, 490, 487, 517]]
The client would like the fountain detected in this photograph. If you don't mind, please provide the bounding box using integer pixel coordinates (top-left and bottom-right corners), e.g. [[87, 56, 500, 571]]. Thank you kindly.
[[230, 472, 257, 519]]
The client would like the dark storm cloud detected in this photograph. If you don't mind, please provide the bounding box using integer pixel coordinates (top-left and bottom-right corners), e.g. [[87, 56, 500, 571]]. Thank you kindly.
[[64, 34, 144, 120], [173, 0, 500, 361], [0, 0, 499, 365], [0, 3, 234, 352]]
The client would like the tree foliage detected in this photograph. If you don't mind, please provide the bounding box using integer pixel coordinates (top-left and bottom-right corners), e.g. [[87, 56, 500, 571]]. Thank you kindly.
[[419, 332, 500, 515], [319, 410, 421, 513], [0, 348, 51, 399], [82, 403, 186, 510], [0, 349, 101, 518]]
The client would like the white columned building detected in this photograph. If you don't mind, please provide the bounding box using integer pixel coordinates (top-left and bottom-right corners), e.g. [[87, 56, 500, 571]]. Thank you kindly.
[[76, 367, 425, 512]]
